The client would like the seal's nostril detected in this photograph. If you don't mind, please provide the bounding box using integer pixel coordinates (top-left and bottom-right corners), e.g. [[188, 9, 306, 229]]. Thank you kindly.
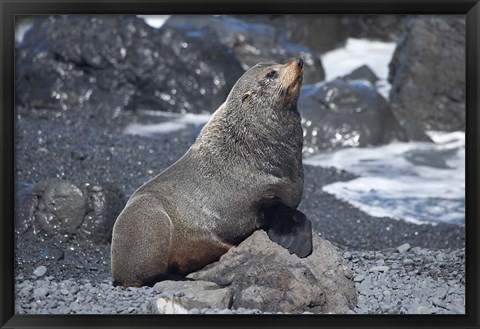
[[296, 58, 304, 69]]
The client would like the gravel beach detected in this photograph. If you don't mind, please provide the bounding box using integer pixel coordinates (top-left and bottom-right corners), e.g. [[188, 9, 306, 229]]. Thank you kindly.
[[13, 14, 466, 316], [14, 103, 465, 314]]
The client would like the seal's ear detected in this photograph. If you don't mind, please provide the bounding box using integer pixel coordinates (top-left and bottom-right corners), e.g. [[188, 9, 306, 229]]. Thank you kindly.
[[242, 91, 252, 103]]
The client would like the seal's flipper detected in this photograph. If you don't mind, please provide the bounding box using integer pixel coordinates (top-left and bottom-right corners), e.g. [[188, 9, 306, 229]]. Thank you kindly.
[[264, 206, 313, 258]]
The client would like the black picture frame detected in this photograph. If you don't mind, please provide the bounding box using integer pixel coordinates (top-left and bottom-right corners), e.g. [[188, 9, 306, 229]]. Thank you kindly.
[[1, 1, 479, 328]]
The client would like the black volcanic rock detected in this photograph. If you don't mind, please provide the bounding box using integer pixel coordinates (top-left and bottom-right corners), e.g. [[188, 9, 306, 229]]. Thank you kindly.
[[299, 79, 415, 152], [162, 15, 325, 84], [388, 16, 465, 132], [16, 15, 244, 115]]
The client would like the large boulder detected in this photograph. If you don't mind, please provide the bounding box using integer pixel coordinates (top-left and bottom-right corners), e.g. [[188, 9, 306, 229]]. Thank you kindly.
[[188, 230, 357, 314], [15, 15, 244, 115], [234, 14, 348, 55], [15, 179, 124, 243], [388, 16, 465, 132], [299, 78, 422, 153], [340, 15, 407, 42], [162, 15, 325, 84]]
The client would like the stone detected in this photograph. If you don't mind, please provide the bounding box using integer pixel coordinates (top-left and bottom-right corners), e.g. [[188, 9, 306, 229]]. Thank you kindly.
[[161, 15, 325, 84], [16, 15, 244, 116], [389, 16, 465, 132], [15, 179, 125, 244], [417, 305, 430, 314], [33, 266, 47, 277], [188, 230, 356, 314], [31, 179, 86, 238], [353, 275, 365, 283], [151, 280, 232, 312], [341, 15, 406, 42], [33, 286, 49, 299], [341, 65, 379, 85], [368, 266, 389, 273], [298, 79, 419, 153], [42, 246, 65, 261], [436, 287, 448, 300], [396, 243, 411, 253], [432, 298, 447, 309]]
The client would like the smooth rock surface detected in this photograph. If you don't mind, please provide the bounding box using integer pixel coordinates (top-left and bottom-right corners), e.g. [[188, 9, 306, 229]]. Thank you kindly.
[[396, 243, 411, 253], [299, 79, 413, 153], [188, 230, 357, 314], [33, 266, 48, 277], [15, 179, 123, 243]]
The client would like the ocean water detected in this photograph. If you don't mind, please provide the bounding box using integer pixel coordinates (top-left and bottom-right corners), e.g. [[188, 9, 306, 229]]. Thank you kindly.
[[304, 131, 465, 225], [321, 38, 397, 98]]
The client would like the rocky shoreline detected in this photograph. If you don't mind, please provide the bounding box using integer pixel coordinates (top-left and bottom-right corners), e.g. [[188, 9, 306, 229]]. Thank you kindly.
[[14, 14, 465, 315]]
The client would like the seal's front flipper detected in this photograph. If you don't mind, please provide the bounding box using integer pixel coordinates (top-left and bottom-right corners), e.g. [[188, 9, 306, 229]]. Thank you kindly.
[[264, 206, 313, 258]]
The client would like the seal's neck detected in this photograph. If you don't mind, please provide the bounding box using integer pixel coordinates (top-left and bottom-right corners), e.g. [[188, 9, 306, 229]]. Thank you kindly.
[[193, 102, 303, 179]]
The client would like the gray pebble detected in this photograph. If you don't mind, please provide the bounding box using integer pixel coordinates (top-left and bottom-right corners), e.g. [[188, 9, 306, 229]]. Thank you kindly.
[[397, 243, 411, 253], [447, 305, 464, 314], [33, 266, 47, 277], [353, 275, 365, 282], [219, 309, 234, 314], [369, 266, 389, 272], [33, 287, 49, 299], [417, 305, 431, 315], [436, 287, 448, 300], [432, 298, 447, 309], [189, 308, 200, 314]]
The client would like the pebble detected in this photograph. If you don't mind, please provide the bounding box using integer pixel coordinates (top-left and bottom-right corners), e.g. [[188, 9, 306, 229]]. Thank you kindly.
[[353, 275, 365, 282], [368, 266, 389, 272], [432, 298, 447, 309], [436, 287, 448, 300], [397, 243, 411, 253], [417, 305, 430, 314], [33, 287, 49, 299], [33, 266, 48, 277], [14, 246, 465, 315]]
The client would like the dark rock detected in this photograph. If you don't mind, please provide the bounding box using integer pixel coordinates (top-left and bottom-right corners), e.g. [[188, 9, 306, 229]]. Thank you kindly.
[[16, 15, 244, 116], [162, 15, 325, 84], [188, 230, 356, 314], [15, 179, 123, 244], [342, 65, 379, 85], [32, 179, 87, 238], [299, 79, 414, 152], [388, 16, 465, 131], [235, 14, 348, 55], [42, 246, 65, 261], [77, 183, 125, 244], [341, 15, 407, 42]]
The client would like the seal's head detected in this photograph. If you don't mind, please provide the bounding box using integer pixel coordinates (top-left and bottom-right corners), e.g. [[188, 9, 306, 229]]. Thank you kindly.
[[194, 58, 305, 174], [227, 58, 305, 112]]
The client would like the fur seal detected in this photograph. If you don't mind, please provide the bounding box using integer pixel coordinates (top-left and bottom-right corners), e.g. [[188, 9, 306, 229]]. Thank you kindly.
[[111, 58, 313, 287]]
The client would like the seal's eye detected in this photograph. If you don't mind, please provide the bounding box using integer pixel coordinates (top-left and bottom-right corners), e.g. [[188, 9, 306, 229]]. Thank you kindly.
[[265, 70, 278, 79]]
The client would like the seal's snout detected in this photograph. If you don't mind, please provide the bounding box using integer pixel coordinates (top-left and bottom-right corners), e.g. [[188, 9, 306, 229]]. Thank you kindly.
[[296, 58, 304, 69]]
